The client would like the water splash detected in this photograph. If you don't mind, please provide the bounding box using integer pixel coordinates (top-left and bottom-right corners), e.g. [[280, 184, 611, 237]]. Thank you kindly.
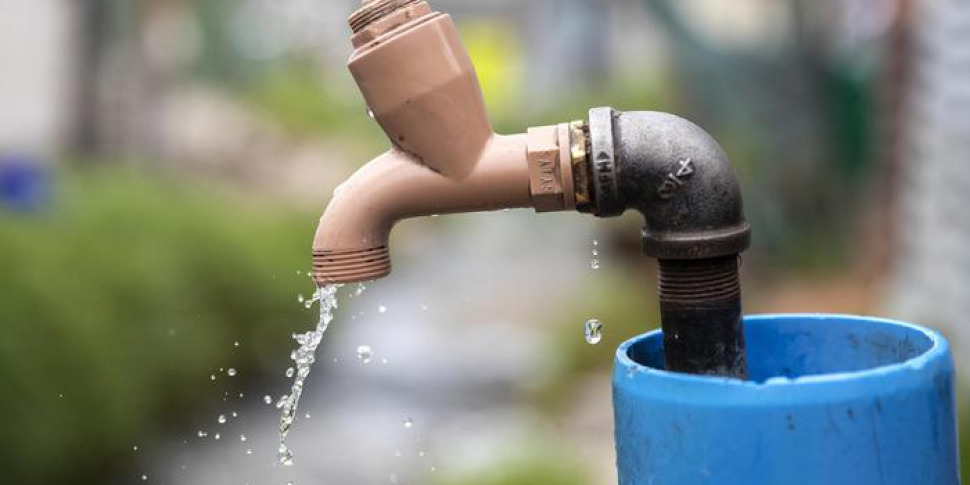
[[584, 319, 604, 345], [276, 284, 341, 467], [357, 345, 373, 364]]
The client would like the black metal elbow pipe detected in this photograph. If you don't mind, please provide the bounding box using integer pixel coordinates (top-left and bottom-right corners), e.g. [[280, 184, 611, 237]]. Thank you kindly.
[[583, 108, 751, 378]]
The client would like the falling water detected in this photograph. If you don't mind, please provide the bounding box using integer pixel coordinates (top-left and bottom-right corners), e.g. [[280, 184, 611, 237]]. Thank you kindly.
[[276, 284, 342, 466]]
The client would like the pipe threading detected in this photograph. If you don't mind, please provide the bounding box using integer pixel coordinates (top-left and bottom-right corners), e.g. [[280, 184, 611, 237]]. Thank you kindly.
[[349, 0, 421, 33], [313, 246, 391, 284], [658, 256, 740, 305]]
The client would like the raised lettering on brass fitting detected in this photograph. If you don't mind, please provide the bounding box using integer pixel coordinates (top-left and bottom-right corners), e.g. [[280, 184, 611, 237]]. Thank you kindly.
[[527, 125, 565, 212]]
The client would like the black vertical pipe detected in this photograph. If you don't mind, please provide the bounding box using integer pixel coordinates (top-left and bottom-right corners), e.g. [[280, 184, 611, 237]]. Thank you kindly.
[[658, 256, 747, 379]]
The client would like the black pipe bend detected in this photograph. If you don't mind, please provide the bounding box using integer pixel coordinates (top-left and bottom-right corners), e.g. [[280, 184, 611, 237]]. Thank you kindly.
[[586, 107, 751, 379], [587, 108, 751, 260]]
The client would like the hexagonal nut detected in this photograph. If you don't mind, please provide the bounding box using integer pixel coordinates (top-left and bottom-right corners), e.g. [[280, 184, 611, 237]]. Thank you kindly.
[[527, 125, 565, 212]]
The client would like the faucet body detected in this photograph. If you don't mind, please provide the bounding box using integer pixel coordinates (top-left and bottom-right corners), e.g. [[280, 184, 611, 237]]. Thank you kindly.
[[314, 0, 751, 378], [314, 1, 576, 281]]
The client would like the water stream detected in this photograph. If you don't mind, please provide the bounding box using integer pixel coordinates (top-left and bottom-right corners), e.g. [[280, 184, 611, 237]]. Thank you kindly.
[[275, 283, 341, 466]]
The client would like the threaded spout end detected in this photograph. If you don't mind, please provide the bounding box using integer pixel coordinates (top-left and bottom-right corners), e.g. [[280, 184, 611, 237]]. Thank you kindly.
[[658, 256, 747, 379], [349, 0, 422, 33], [313, 246, 391, 285]]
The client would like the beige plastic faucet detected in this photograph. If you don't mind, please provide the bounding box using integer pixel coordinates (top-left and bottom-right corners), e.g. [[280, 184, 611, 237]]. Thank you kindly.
[[313, 0, 753, 378], [313, 0, 582, 284]]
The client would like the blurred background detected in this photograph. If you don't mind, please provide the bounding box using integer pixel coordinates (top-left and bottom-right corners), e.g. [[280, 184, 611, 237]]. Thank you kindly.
[[1, 0, 968, 483]]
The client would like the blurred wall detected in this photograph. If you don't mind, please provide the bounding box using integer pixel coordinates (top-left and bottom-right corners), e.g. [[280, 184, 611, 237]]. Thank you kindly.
[[890, 0, 970, 368], [0, 0, 75, 154]]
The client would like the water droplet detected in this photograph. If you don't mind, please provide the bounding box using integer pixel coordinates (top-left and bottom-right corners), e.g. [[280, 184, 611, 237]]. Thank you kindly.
[[592, 249, 599, 257], [590, 259, 600, 270], [232, 411, 238, 418], [431, 466, 438, 472], [217, 414, 227, 424], [285, 367, 295, 378], [584, 319, 604, 345], [381, 358, 388, 365], [227, 368, 237, 377], [263, 395, 273, 405], [593, 239, 599, 246], [378, 305, 387, 313], [403, 417, 414, 429], [357, 345, 373, 364], [304, 412, 312, 419], [197, 430, 207, 438], [141, 474, 148, 481], [297, 294, 305, 304], [210, 374, 216, 381], [233, 341, 240, 347], [214, 433, 221, 440], [240, 434, 247, 442], [366, 107, 375, 119], [419, 451, 426, 457], [279, 444, 295, 466], [245, 448, 253, 455], [354, 284, 366, 296]]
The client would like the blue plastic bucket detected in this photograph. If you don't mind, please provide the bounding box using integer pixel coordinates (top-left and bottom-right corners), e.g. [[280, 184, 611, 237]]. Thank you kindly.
[[613, 314, 959, 485]]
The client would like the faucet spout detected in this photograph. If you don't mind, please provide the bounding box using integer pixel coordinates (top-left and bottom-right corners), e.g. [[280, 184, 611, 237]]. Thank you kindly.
[[313, 134, 533, 284]]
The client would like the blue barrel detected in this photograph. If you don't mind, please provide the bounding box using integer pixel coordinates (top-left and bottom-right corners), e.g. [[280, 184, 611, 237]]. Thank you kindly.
[[613, 314, 959, 485]]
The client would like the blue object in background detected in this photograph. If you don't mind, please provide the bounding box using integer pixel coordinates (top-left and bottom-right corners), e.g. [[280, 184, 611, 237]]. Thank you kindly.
[[613, 314, 959, 485], [0, 153, 49, 212]]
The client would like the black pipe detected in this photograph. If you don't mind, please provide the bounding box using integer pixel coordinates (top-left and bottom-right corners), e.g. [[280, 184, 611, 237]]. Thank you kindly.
[[658, 256, 746, 378], [583, 108, 751, 378]]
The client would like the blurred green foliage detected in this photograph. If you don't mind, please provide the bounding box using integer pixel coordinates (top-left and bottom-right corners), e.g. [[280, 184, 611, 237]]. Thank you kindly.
[[434, 443, 588, 485], [0, 166, 311, 485], [244, 63, 385, 149]]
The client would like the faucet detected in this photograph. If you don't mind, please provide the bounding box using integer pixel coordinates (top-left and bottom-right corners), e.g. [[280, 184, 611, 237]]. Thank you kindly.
[[313, 0, 752, 379]]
